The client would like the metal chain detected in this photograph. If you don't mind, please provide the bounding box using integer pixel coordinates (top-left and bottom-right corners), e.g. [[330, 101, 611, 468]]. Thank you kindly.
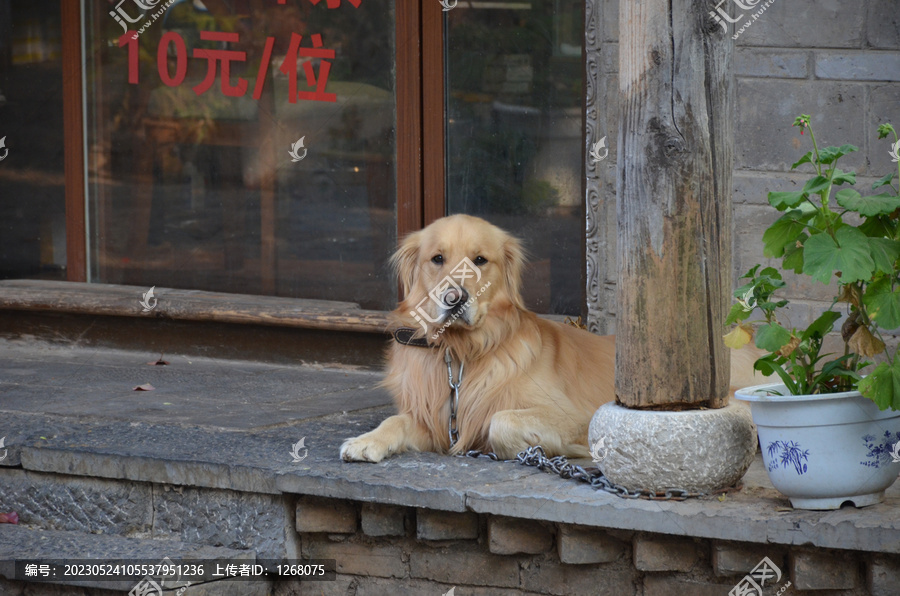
[[515, 446, 709, 501], [458, 446, 709, 501], [445, 351, 464, 449], [460, 450, 502, 461]]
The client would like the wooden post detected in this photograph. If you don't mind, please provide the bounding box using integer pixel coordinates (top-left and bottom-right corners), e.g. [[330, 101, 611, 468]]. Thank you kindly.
[[616, 1, 733, 408]]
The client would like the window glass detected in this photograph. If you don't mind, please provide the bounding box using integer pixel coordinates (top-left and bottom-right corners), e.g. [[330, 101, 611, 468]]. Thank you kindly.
[[445, 0, 584, 315], [84, 0, 397, 310], [0, 1, 66, 281]]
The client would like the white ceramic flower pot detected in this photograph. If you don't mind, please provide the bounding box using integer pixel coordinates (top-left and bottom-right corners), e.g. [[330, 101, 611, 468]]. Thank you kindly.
[[735, 383, 900, 510]]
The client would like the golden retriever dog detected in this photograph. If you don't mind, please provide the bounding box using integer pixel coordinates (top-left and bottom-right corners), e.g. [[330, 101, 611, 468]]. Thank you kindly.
[[341, 214, 615, 462], [340, 215, 760, 463]]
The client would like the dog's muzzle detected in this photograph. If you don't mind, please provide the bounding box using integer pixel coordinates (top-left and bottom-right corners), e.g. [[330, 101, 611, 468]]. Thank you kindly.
[[442, 287, 469, 309], [440, 287, 473, 324]]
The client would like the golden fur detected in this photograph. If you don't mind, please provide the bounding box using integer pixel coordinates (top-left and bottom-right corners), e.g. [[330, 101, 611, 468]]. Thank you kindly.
[[340, 215, 759, 463]]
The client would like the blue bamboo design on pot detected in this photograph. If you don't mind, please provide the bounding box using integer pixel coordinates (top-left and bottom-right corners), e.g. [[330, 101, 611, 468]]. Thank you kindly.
[[766, 440, 810, 475]]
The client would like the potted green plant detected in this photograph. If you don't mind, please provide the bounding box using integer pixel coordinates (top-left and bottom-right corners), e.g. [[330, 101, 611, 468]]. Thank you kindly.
[[724, 115, 900, 509]]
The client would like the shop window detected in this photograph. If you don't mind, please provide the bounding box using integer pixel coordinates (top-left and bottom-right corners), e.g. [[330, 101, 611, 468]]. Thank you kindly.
[[0, 1, 66, 281], [83, 0, 397, 310], [4, 1, 587, 317], [445, 0, 584, 315]]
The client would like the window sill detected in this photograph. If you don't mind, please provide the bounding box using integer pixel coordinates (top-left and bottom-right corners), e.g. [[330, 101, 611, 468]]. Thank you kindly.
[[0, 280, 392, 334]]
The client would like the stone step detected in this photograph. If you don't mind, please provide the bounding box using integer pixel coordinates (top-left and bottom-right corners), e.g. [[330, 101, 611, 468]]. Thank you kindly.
[[0, 525, 268, 595]]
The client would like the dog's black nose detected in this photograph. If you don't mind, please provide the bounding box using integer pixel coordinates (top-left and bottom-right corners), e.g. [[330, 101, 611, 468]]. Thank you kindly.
[[442, 287, 469, 308]]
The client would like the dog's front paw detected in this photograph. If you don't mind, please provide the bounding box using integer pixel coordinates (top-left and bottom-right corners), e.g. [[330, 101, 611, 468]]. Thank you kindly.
[[340, 434, 391, 463]]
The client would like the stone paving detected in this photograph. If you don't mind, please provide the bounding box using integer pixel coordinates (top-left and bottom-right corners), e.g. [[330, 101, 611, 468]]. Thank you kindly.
[[1, 337, 900, 558]]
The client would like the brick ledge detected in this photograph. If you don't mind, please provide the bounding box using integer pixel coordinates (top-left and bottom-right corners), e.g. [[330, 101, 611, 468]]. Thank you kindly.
[[4, 408, 900, 556]]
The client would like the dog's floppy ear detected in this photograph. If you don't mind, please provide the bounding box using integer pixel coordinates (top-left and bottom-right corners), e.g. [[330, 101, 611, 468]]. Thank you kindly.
[[502, 234, 527, 310], [391, 230, 422, 298]]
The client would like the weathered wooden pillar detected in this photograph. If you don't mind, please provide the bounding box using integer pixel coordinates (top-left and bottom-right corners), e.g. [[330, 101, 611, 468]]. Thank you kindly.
[[616, 0, 733, 409]]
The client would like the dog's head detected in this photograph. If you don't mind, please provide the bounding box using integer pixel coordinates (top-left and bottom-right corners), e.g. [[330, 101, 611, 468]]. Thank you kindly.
[[392, 215, 526, 338]]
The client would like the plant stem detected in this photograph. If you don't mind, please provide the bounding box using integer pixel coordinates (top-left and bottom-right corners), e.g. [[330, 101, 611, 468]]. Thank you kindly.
[[807, 122, 823, 177]]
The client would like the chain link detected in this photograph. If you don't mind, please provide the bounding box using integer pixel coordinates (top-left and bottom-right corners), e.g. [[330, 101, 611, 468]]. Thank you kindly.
[[458, 446, 708, 501], [515, 446, 710, 500], [445, 351, 464, 449]]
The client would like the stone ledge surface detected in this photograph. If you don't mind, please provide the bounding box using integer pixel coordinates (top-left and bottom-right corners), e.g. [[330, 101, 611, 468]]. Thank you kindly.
[[4, 407, 900, 556], [2, 341, 900, 557]]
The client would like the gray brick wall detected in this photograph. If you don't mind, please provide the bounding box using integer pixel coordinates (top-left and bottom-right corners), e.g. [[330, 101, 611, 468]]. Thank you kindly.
[[587, 0, 900, 342]]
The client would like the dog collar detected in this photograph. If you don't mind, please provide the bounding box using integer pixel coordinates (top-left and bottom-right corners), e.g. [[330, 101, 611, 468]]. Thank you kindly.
[[392, 327, 432, 348]]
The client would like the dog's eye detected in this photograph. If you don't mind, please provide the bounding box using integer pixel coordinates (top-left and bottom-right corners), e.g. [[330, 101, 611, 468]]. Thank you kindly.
[[431, 255, 443, 265], [473, 256, 488, 265]]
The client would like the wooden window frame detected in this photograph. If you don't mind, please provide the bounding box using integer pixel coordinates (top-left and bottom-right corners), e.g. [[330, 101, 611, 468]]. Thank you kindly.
[[61, 0, 86, 282]]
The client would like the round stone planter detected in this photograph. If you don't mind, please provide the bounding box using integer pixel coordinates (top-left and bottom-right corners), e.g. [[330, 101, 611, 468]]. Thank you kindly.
[[588, 401, 757, 493], [735, 383, 900, 510]]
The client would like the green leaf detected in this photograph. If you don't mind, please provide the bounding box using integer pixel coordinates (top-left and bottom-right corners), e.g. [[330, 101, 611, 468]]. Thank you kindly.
[[740, 264, 761, 280], [782, 232, 807, 273], [811, 357, 860, 392], [869, 238, 900, 275], [873, 173, 895, 190], [758, 266, 783, 280], [791, 151, 813, 170], [725, 302, 752, 325], [755, 323, 792, 352], [830, 169, 856, 186], [802, 227, 876, 284], [862, 277, 900, 330], [768, 191, 806, 211], [859, 215, 898, 239], [762, 206, 816, 258], [858, 355, 900, 411], [812, 208, 842, 234], [803, 176, 832, 195], [835, 189, 900, 217], [802, 310, 841, 342], [753, 354, 800, 395], [817, 144, 858, 165]]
